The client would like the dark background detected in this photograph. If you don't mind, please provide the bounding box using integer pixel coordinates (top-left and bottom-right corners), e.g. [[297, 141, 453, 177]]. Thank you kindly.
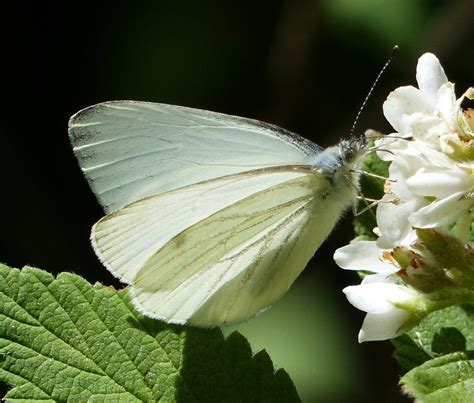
[[2, 1, 472, 401]]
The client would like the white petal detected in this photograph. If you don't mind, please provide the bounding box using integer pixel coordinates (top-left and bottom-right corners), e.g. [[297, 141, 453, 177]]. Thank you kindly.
[[376, 197, 422, 248], [409, 114, 448, 146], [383, 86, 434, 133], [376, 122, 439, 159], [343, 283, 416, 314], [361, 272, 399, 284], [409, 191, 474, 228], [389, 155, 424, 200], [436, 82, 457, 129], [375, 136, 406, 161], [417, 146, 456, 167], [333, 241, 395, 273], [406, 166, 472, 198], [416, 53, 448, 97], [358, 310, 411, 342]]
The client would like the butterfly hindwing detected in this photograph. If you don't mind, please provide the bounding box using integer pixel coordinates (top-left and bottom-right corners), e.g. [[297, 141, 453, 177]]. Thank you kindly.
[[92, 168, 311, 284], [92, 167, 337, 325]]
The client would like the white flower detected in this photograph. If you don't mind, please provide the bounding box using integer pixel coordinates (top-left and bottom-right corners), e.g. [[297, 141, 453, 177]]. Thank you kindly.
[[335, 52, 474, 343], [376, 144, 474, 248], [335, 241, 411, 342], [374, 52, 474, 245], [381, 53, 473, 155], [343, 283, 423, 342], [405, 164, 473, 228], [335, 241, 421, 342]]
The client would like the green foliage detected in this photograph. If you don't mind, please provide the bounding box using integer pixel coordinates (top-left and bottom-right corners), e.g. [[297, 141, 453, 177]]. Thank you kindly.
[[400, 352, 474, 402], [354, 150, 389, 240], [392, 305, 474, 370], [392, 305, 474, 401], [0, 264, 299, 402]]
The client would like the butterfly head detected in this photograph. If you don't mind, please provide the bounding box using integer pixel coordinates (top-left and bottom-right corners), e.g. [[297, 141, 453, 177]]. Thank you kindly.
[[311, 135, 368, 180], [338, 135, 369, 164]]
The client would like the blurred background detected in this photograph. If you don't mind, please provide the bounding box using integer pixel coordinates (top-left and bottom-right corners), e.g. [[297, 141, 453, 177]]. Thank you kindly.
[[3, 0, 472, 401]]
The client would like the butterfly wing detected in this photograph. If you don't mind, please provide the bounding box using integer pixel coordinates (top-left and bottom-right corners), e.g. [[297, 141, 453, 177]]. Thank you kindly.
[[68, 101, 320, 213], [70, 101, 353, 326], [92, 167, 346, 326]]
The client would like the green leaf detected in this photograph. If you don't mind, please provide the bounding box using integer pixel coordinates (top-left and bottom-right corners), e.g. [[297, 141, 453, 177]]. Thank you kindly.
[[400, 351, 474, 402], [394, 305, 474, 401], [354, 150, 389, 240], [392, 304, 474, 370], [0, 264, 300, 402]]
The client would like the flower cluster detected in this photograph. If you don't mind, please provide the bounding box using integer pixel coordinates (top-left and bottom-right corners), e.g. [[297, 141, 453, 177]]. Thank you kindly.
[[335, 53, 474, 342]]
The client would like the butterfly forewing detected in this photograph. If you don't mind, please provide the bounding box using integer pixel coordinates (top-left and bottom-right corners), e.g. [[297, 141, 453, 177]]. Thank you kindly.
[[69, 101, 320, 213]]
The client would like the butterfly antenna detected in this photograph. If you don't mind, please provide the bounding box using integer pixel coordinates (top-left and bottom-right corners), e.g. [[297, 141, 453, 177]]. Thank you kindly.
[[349, 45, 399, 137]]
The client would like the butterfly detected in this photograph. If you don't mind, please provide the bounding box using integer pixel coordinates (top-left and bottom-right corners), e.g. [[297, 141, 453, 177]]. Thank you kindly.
[[69, 101, 367, 326]]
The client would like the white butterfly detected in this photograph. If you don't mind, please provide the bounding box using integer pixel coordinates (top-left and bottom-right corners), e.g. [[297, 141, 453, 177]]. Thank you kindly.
[[69, 101, 367, 326]]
